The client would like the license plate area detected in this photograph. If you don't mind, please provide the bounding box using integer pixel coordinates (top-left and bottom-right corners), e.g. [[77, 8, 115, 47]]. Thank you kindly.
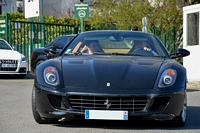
[[2, 64, 16, 68], [85, 110, 128, 120]]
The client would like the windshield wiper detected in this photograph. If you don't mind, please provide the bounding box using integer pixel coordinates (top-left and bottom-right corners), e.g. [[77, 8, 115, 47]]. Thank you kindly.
[[110, 53, 127, 55]]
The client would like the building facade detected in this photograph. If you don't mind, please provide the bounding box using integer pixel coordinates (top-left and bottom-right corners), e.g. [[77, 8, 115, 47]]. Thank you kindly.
[[42, 0, 93, 17], [183, 4, 200, 81], [2, 0, 18, 13], [2, 0, 94, 17]]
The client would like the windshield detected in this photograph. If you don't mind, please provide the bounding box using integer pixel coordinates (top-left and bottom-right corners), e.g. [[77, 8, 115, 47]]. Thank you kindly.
[[62, 31, 168, 57], [0, 40, 12, 50]]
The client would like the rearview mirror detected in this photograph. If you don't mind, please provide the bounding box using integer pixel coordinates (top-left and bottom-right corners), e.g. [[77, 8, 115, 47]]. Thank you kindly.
[[170, 48, 190, 59]]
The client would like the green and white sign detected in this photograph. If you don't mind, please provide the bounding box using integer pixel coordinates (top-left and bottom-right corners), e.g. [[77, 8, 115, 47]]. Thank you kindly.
[[0, 18, 6, 37], [74, 2, 89, 18]]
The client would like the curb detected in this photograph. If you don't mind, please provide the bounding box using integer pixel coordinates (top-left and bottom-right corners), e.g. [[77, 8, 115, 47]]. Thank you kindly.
[[187, 81, 200, 90]]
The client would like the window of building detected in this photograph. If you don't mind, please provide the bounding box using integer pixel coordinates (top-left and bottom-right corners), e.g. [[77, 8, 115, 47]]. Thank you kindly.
[[187, 12, 199, 46]]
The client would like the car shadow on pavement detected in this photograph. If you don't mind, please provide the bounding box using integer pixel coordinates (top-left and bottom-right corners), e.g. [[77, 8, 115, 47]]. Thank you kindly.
[[53, 106, 200, 130], [187, 89, 200, 92], [0, 73, 34, 79]]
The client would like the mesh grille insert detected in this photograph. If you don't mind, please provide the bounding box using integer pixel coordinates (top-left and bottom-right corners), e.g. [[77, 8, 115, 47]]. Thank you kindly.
[[69, 96, 148, 112]]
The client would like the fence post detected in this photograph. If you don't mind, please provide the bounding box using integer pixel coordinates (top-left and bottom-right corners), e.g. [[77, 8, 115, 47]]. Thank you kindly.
[[30, 18, 34, 61], [5, 13, 9, 41], [172, 26, 176, 53], [151, 26, 155, 34], [128, 25, 131, 30], [98, 24, 102, 30], [163, 34, 166, 47], [74, 26, 78, 34], [41, 16, 45, 47], [8, 15, 12, 45]]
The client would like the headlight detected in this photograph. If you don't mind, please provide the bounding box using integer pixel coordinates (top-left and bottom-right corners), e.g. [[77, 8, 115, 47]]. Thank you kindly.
[[21, 57, 26, 61], [158, 69, 177, 88], [44, 66, 60, 86]]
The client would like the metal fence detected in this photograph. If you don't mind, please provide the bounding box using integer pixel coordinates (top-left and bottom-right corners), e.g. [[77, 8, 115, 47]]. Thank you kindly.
[[4, 15, 78, 71], [96, 24, 179, 53], [151, 26, 181, 53]]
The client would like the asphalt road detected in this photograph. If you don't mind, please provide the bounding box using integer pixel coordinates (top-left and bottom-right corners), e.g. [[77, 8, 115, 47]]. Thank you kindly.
[[0, 74, 200, 133]]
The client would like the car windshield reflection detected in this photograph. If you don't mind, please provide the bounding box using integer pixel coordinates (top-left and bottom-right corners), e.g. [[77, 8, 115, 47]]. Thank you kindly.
[[63, 32, 167, 58]]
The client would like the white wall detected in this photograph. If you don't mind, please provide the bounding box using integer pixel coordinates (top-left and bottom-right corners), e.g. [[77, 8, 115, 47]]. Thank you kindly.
[[2, 0, 94, 17], [183, 4, 200, 81], [2, 0, 17, 13], [42, 0, 93, 17]]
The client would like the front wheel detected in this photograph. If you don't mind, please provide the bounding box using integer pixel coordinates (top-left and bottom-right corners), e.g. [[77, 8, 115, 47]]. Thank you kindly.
[[36, 60, 44, 68], [172, 95, 187, 126], [31, 87, 59, 124]]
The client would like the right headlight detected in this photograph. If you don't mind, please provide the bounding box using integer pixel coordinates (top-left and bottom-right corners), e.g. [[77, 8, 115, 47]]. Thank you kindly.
[[21, 56, 26, 62], [43, 66, 60, 86], [158, 69, 177, 88]]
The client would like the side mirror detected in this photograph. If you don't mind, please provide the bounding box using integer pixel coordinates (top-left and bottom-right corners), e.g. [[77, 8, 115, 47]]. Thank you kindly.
[[170, 48, 190, 59], [44, 47, 58, 55], [12, 46, 17, 50]]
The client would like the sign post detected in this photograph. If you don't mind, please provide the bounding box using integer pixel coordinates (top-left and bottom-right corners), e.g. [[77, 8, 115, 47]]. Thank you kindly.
[[142, 17, 148, 33], [24, 0, 40, 18], [74, 2, 89, 32]]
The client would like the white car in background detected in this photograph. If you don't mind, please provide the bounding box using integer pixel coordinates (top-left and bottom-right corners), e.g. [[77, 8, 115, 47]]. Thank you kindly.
[[0, 39, 27, 78]]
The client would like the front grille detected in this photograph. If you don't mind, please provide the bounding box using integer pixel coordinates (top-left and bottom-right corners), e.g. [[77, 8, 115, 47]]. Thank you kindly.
[[0, 60, 18, 71], [69, 96, 148, 112], [48, 94, 63, 109]]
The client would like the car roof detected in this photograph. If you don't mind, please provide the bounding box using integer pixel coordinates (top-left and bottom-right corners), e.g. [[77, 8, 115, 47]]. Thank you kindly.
[[79, 30, 152, 35], [61, 34, 77, 37]]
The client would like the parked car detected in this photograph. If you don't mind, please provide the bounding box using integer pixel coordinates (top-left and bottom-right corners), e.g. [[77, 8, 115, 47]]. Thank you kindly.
[[32, 30, 190, 126], [0, 39, 27, 78], [30, 34, 76, 75]]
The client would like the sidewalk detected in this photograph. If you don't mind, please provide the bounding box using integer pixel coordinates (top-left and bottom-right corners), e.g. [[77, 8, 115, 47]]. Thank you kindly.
[[187, 81, 200, 90]]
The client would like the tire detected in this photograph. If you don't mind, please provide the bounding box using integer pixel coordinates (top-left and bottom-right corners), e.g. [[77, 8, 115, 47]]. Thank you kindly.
[[36, 60, 44, 68], [172, 94, 187, 127], [33, 60, 44, 75], [31, 87, 58, 124]]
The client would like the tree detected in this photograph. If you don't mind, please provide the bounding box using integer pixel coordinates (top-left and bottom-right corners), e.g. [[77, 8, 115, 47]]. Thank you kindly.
[[89, 0, 183, 31], [87, 0, 186, 52]]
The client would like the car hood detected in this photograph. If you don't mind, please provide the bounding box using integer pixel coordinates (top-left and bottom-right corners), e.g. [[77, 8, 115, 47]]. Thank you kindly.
[[62, 56, 165, 90], [0, 49, 24, 60]]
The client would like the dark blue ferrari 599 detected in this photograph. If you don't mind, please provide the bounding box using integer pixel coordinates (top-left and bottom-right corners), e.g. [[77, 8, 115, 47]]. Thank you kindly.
[[32, 30, 190, 126]]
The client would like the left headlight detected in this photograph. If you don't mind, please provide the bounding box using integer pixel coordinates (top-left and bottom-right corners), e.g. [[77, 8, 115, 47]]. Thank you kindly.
[[158, 69, 177, 88], [44, 66, 60, 86]]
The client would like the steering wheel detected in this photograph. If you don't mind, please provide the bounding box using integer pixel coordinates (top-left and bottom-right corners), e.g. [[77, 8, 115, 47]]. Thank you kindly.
[[129, 48, 154, 56], [133, 48, 144, 52], [128, 48, 144, 54]]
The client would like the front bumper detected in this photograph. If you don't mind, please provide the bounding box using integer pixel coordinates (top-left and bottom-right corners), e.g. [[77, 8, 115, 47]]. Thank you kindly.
[[0, 60, 27, 74], [34, 84, 186, 121]]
